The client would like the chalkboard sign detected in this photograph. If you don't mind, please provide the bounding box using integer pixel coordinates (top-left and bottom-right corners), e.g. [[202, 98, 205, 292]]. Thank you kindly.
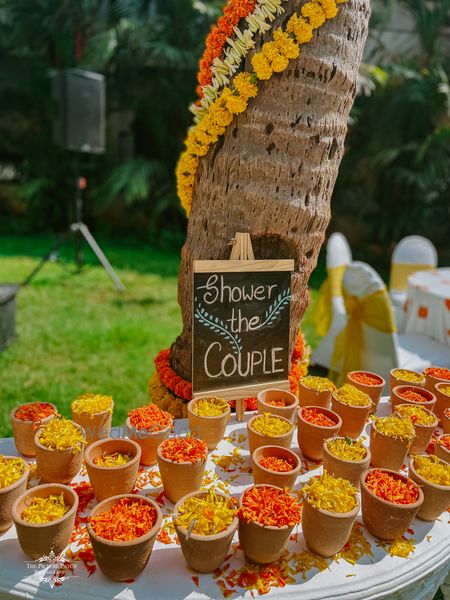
[[192, 259, 294, 399]]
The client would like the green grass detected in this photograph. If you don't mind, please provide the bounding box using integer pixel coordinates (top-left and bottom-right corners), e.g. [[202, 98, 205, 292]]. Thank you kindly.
[[0, 234, 320, 437]]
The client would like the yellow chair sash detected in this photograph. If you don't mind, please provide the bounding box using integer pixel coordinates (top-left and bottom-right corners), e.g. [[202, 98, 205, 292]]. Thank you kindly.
[[390, 263, 434, 292], [313, 265, 346, 337]]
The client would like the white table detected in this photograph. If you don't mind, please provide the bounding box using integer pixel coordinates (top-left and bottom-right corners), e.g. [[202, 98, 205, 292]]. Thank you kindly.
[[0, 399, 449, 600], [404, 268, 450, 346]]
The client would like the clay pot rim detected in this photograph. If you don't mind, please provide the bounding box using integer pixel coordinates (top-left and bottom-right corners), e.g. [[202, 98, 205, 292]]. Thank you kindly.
[[71, 400, 114, 419], [12, 483, 79, 528], [156, 442, 207, 466], [360, 468, 424, 509], [0, 457, 29, 495], [435, 382, 450, 394], [173, 489, 239, 541], [238, 484, 298, 531], [251, 445, 302, 475], [87, 493, 163, 547], [393, 404, 438, 430], [392, 385, 436, 404], [257, 389, 299, 410], [303, 493, 360, 519], [424, 370, 450, 385], [322, 436, 370, 465], [298, 406, 342, 430], [390, 369, 425, 385], [331, 393, 372, 410], [84, 437, 141, 471], [348, 370, 385, 389], [34, 421, 86, 455], [371, 420, 413, 444], [187, 398, 231, 421], [125, 417, 172, 438], [10, 403, 57, 425], [436, 434, 450, 455], [409, 455, 450, 491], [298, 380, 334, 396], [247, 414, 294, 439]]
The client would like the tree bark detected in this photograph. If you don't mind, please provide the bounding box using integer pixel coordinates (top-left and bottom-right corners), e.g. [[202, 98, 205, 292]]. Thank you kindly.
[[171, 0, 371, 380]]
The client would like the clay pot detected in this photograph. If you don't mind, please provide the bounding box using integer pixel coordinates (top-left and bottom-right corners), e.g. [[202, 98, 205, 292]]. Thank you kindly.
[[393, 404, 438, 455], [433, 383, 450, 426], [84, 437, 141, 501], [156, 444, 206, 504], [360, 469, 423, 540], [87, 493, 162, 581], [409, 457, 450, 521], [331, 394, 371, 439], [391, 385, 436, 412], [126, 417, 171, 466], [187, 398, 230, 451], [0, 457, 29, 533], [12, 483, 78, 559], [435, 435, 450, 464], [298, 380, 332, 409], [251, 446, 301, 489], [322, 437, 370, 488], [34, 423, 85, 484], [257, 389, 299, 422], [443, 411, 450, 434], [347, 371, 385, 414], [369, 420, 411, 472], [247, 414, 294, 456], [302, 493, 359, 557], [389, 369, 425, 392], [238, 485, 296, 564], [10, 403, 57, 457], [173, 490, 238, 573], [424, 369, 450, 393], [71, 402, 113, 446], [297, 407, 342, 461]]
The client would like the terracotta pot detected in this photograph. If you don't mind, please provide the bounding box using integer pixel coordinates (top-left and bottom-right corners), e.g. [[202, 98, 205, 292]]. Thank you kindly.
[[433, 383, 450, 426], [238, 485, 295, 564], [347, 371, 385, 414], [71, 402, 113, 446], [0, 457, 29, 533], [34, 423, 85, 484], [247, 414, 294, 456], [389, 369, 425, 392], [393, 404, 438, 455], [257, 389, 299, 422], [173, 490, 238, 573], [298, 380, 332, 409], [322, 437, 370, 488], [435, 435, 450, 464], [297, 406, 342, 461], [126, 417, 171, 466], [302, 493, 359, 557], [330, 394, 371, 439], [12, 483, 78, 559], [424, 370, 450, 393], [87, 493, 162, 581], [443, 411, 450, 434], [156, 444, 206, 504], [187, 398, 230, 450], [84, 437, 141, 501], [10, 403, 57, 457], [409, 457, 450, 521], [360, 469, 423, 540], [391, 385, 436, 412], [369, 421, 411, 472], [251, 445, 301, 489]]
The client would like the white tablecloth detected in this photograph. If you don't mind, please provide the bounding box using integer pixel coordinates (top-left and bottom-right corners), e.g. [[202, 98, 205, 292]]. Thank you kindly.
[[0, 399, 449, 600], [404, 268, 450, 346]]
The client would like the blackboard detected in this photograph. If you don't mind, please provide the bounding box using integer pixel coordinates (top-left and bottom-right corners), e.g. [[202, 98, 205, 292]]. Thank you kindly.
[[192, 259, 294, 398]]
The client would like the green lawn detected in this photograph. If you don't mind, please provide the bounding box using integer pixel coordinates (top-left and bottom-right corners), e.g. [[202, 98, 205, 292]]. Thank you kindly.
[[0, 234, 320, 437]]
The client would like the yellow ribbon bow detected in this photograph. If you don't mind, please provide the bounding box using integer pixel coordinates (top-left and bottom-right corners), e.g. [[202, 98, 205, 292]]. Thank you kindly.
[[313, 265, 346, 337]]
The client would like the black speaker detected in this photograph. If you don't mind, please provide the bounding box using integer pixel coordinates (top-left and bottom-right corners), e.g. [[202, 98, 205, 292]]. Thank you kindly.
[[51, 69, 105, 154]]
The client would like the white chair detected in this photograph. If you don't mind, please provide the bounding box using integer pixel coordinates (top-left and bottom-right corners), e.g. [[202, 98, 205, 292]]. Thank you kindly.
[[312, 233, 352, 369]]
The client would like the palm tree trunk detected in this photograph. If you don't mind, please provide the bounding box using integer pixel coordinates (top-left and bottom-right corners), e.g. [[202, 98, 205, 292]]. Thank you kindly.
[[171, 0, 371, 380]]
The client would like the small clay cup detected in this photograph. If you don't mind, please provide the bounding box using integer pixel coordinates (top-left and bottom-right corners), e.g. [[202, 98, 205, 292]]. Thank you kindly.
[[433, 383, 450, 426], [347, 371, 385, 414], [331, 394, 371, 439], [247, 414, 294, 456], [238, 485, 297, 564], [257, 389, 299, 422], [390, 369, 425, 392], [435, 435, 450, 464], [156, 443, 206, 504], [12, 483, 78, 559], [391, 385, 436, 412], [409, 456, 450, 521], [424, 369, 450, 393], [71, 401, 113, 446], [84, 437, 141, 501], [87, 493, 162, 581], [360, 469, 423, 540], [297, 406, 342, 461], [10, 403, 57, 457], [302, 492, 359, 557], [34, 423, 85, 484], [126, 417, 171, 466], [369, 420, 411, 472], [298, 379, 333, 409], [187, 397, 230, 451], [0, 457, 29, 533], [322, 437, 370, 489], [394, 404, 438, 455], [173, 490, 238, 573], [251, 446, 301, 489]]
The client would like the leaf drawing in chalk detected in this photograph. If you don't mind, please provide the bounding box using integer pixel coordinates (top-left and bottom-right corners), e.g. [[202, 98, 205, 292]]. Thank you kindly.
[[255, 289, 291, 330], [194, 305, 242, 356]]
